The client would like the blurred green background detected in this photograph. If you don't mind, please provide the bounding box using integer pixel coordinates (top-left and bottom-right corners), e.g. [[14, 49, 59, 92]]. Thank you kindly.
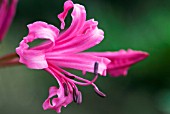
[[0, 0, 170, 114]]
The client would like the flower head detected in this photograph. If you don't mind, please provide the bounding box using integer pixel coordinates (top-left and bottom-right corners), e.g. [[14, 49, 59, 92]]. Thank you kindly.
[[16, 0, 110, 113], [0, 0, 18, 42], [16, 0, 148, 113]]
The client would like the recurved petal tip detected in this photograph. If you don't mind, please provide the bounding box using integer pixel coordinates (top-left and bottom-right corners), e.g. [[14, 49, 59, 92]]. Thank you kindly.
[[127, 49, 149, 62], [58, 0, 74, 29]]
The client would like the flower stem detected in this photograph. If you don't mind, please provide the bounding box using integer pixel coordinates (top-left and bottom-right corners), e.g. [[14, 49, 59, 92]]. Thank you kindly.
[[0, 52, 18, 62], [0, 60, 21, 68], [0, 52, 22, 68]]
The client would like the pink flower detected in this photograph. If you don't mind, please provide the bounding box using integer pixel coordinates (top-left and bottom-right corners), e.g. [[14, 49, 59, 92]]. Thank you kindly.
[[85, 49, 148, 77], [0, 0, 18, 42], [16, 0, 110, 113], [16, 0, 148, 113]]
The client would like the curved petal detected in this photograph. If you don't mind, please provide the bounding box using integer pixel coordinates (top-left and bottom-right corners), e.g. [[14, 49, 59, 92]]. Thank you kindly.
[[16, 21, 59, 69], [16, 48, 47, 69], [56, 1, 104, 53], [0, 0, 8, 29], [57, 0, 74, 29], [43, 86, 73, 113], [58, 0, 86, 34], [86, 49, 149, 77], [0, 0, 18, 41], [43, 67, 73, 113], [46, 53, 111, 76], [27, 21, 59, 42], [53, 19, 104, 53], [42, 86, 58, 110]]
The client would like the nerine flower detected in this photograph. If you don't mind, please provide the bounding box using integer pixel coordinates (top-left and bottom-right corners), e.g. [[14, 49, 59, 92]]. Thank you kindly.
[[0, 0, 18, 42], [16, 0, 148, 113]]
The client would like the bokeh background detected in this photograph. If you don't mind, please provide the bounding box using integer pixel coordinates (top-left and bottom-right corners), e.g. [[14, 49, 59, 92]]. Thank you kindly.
[[0, 0, 170, 114]]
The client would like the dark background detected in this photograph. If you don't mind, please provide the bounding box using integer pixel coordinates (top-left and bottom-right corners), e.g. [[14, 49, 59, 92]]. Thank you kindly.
[[0, 0, 170, 114]]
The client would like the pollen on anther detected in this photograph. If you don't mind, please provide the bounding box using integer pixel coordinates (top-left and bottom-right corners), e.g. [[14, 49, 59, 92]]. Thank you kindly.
[[94, 62, 99, 76], [73, 88, 77, 103], [63, 83, 69, 96], [76, 91, 82, 104]]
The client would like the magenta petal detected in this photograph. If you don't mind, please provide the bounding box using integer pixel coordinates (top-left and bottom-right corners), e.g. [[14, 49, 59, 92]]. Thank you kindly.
[[56, 0, 104, 53], [58, 0, 86, 34], [57, 0, 86, 42], [16, 21, 60, 69], [53, 19, 104, 53], [27, 21, 59, 42], [46, 53, 110, 76], [86, 49, 149, 77], [16, 48, 47, 69], [58, 0, 74, 29], [0, 0, 18, 41], [43, 68, 73, 113], [0, 0, 8, 29], [43, 86, 58, 110]]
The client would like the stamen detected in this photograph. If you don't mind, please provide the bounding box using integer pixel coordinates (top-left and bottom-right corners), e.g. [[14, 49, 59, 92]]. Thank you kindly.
[[76, 91, 82, 104], [72, 88, 82, 104], [72, 74, 98, 86], [64, 73, 75, 79], [73, 88, 77, 103], [54, 66, 98, 86], [94, 62, 99, 76], [63, 83, 69, 96], [94, 87, 106, 98]]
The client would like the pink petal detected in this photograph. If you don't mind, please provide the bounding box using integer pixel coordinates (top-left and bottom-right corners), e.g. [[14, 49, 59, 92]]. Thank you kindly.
[[16, 48, 48, 69], [58, 0, 74, 29], [0, 0, 8, 29], [56, 1, 104, 53], [86, 49, 149, 77], [16, 21, 60, 69], [58, 0, 85, 33], [43, 68, 73, 113], [0, 0, 18, 41], [53, 19, 104, 53], [43, 86, 58, 110], [46, 53, 110, 76], [107, 67, 129, 77], [36, 1, 103, 54], [27, 21, 59, 42]]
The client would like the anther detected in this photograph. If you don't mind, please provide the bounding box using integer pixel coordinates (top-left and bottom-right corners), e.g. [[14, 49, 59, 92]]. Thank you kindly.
[[73, 88, 77, 103], [63, 83, 69, 96], [76, 91, 82, 104], [94, 62, 99, 76], [73, 88, 82, 104], [94, 87, 106, 98]]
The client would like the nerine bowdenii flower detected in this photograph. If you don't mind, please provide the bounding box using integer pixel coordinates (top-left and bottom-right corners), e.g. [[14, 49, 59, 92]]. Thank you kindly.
[[0, 0, 18, 42], [16, 0, 148, 113]]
